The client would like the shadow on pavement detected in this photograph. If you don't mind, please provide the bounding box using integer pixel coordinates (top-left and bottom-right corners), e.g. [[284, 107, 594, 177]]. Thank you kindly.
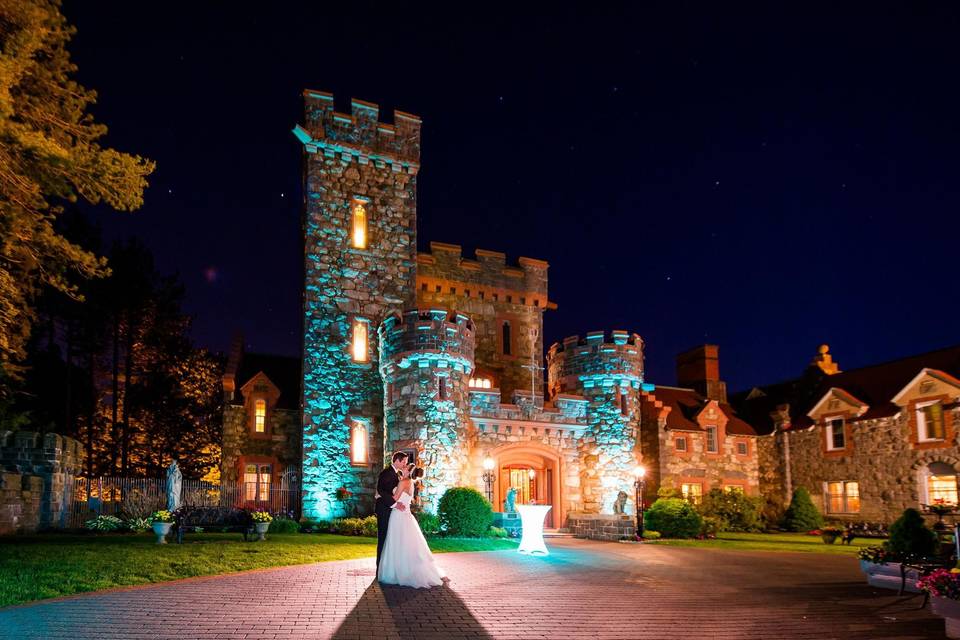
[[331, 579, 493, 640]]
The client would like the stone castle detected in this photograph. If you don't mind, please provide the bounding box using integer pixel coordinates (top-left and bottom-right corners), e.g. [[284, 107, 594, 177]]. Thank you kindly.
[[217, 90, 960, 534]]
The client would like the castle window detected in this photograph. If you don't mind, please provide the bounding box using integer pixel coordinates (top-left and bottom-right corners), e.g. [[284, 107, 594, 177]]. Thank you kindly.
[[825, 417, 845, 450], [620, 391, 628, 416], [465, 289, 471, 297], [681, 483, 702, 504], [435, 285, 442, 293], [533, 299, 540, 307], [479, 291, 485, 300], [824, 480, 860, 513], [705, 426, 718, 453], [254, 398, 266, 433], [502, 321, 512, 356], [521, 297, 526, 305], [450, 287, 456, 294], [352, 319, 368, 363], [921, 462, 958, 505], [492, 293, 499, 301], [351, 199, 368, 249], [675, 437, 687, 452], [244, 463, 271, 501], [506, 295, 512, 303], [438, 377, 447, 400], [350, 419, 368, 465], [736, 441, 748, 456], [421, 283, 427, 291], [918, 401, 945, 441], [469, 377, 493, 389]]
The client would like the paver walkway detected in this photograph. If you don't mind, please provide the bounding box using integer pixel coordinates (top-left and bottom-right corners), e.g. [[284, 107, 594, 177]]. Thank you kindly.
[[0, 538, 946, 639]]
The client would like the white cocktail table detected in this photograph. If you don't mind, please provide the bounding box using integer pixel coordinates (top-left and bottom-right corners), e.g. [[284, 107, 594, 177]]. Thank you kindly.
[[516, 504, 552, 555]]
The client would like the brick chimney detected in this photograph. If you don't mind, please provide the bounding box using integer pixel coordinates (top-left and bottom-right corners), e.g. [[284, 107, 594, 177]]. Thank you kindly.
[[676, 344, 727, 403]]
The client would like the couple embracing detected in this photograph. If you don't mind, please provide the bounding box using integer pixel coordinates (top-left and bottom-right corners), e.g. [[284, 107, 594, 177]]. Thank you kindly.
[[375, 451, 446, 588]]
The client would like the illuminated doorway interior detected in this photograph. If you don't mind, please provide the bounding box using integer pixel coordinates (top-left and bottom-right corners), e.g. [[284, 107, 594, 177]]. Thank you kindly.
[[494, 446, 561, 528]]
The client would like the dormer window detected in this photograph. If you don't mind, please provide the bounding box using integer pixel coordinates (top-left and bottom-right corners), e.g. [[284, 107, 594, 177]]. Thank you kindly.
[[254, 398, 266, 433], [826, 417, 845, 450], [918, 401, 945, 441], [351, 199, 368, 249], [352, 318, 368, 362]]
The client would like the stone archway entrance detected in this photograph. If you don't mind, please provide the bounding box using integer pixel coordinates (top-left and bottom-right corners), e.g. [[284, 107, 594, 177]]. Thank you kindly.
[[489, 442, 564, 528]]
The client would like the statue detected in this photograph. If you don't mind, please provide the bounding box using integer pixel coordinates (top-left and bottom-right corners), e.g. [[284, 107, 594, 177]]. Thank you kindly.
[[166, 460, 183, 512], [613, 490, 628, 515], [505, 487, 518, 513]]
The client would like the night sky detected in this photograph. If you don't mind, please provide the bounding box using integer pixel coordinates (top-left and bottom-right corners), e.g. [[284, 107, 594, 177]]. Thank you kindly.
[[65, 2, 960, 391]]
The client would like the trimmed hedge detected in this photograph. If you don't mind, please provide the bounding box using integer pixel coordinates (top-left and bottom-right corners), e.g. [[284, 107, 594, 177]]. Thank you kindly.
[[645, 498, 702, 539], [438, 487, 493, 537]]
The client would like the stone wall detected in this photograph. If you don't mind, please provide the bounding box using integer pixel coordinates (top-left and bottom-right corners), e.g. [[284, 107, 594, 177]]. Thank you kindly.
[[568, 514, 636, 541], [221, 405, 301, 483], [416, 243, 548, 400], [297, 91, 420, 520], [380, 309, 476, 512], [0, 431, 84, 534]]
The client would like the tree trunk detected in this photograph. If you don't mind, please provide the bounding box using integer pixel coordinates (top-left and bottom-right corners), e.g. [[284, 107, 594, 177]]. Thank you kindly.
[[110, 315, 120, 474], [121, 313, 135, 474]]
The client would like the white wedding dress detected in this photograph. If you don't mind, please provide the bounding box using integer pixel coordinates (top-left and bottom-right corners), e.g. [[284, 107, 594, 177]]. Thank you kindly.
[[377, 491, 445, 588]]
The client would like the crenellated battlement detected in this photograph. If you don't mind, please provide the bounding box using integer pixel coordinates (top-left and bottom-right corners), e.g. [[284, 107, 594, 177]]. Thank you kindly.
[[379, 309, 475, 376], [293, 90, 421, 170], [547, 330, 648, 394], [416, 241, 551, 305]]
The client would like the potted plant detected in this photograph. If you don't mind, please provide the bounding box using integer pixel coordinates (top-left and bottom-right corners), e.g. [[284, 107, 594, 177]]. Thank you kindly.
[[151, 510, 175, 544], [821, 526, 844, 544], [929, 500, 956, 531], [918, 568, 960, 638], [251, 511, 273, 541]]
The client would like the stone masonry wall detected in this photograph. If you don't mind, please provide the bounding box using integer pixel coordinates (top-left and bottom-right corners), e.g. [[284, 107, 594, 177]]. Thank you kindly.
[[0, 431, 84, 533], [417, 243, 548, 400], [221, 405, 301, 483], [297, 92, 419, 520]]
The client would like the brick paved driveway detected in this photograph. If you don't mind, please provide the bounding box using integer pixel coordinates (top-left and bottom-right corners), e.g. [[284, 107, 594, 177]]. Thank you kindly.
[[0, 538, 946, 639]]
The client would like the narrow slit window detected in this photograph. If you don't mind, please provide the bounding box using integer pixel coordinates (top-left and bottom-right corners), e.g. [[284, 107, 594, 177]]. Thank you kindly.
[[352, 319, 368, 362], [351, 420, 368, 465], [351, 200, 368, 249], [254, 398, 266, 433], [502, 321, 512, 356], [438, 377, 447, 400], [620, 391, 628, 415]]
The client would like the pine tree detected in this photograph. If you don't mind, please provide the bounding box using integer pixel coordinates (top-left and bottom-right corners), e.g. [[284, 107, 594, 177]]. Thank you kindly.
[[782, 487, 823, 532], [886, 508, 938, 559], [0, 0, 154, 390]]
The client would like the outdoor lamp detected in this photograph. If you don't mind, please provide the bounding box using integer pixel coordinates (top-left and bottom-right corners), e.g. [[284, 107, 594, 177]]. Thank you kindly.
[[481, 457, 496, 504]]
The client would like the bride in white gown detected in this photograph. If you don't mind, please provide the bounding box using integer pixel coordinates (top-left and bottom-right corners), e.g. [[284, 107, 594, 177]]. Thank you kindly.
[[377, 466, 445, 588]]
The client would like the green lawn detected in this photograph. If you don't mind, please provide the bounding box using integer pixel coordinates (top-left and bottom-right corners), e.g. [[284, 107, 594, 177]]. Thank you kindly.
[[647, 531, 882, 555], [0, 532, 517, 608]]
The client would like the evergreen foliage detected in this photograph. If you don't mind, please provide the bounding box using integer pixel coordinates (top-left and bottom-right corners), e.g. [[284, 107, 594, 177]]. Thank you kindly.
[[782, 487, 823, 532], [885, 508, 938, 559], [438, 487, 493, 537]]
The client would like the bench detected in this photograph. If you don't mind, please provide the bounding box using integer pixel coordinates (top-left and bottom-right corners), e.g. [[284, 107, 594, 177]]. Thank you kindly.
[[172, 506, 254, 544]]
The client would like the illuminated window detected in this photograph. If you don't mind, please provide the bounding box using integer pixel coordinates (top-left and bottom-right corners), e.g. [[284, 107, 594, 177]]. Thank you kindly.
[[469, 377, 493, 389], [351, 420, 368, 465], [675, 437, 687, 452], [502, 321, 511, 355], [351, 200, 367, 249], [736, 441, 748, 456], [826, 417, 845, 450], [244, 463, 271, 501], [918, 401, 945, 441], [681, 483, 702, 504], [824, 480, 860, 513], [705, 426, 718, 453], [254, 398, 266, 433], [352, 319, 368, 362], [723, 485, 745, 494]]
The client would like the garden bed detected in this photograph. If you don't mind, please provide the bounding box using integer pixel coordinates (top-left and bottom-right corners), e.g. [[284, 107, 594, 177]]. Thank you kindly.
[[646, 531, 881, 555]]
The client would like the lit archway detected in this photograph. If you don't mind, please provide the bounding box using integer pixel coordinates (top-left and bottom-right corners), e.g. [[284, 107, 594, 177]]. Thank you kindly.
[[488, 441, 564, 528]]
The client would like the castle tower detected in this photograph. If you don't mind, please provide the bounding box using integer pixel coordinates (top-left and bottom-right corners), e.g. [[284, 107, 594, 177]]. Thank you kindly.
[[547, 331, 647, 514], [379, 309, 475, 513], [294, 91, 421, 519]]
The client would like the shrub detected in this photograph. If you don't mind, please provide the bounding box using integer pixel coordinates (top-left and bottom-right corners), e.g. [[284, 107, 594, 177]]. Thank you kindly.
[[782, 487, 823, 532], [84, 515, 125, 532], [438, 487, 493, 537], [300, 519, 333, 533], [488, 526, 508, 538], [699, 516, 722, 538], [416, 511, 441, 536], [698, 489, 764, 532], [269, 517, 300, 534], [332, 517, 362, 535], [657, 486, 684, 500], [644, 498, 703, 539], [642, 530, 661, 540], [885, 508, 938, 559], [361, 515, 378, 537], [125, 517, 152, 532]]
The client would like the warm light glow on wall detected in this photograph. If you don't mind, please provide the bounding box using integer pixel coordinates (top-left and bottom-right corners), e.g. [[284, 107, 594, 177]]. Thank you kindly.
[[351, 420, 368, 465], [352, 319, 368, 362], [254, 399, 266, 433], [352, 201, 367, 249]]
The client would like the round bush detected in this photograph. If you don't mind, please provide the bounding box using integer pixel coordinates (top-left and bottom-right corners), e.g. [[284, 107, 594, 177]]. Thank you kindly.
[[886, 508, 937, 559], [644, 498, 703, 538], [488, 526, 508, 538], [641, 530, 661, 540], [268, 517, 300, 534], [438, 487, 493, 537], [782, 487, 823, 532], [699, 488, 764, 532]]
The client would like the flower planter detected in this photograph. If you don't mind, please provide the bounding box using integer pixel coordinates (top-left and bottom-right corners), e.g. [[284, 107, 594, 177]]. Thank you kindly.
[[860, 561, 920, 593], [152, 521, 173, 544], [931, 596, 960, 639], [254, 521, 270, 542]]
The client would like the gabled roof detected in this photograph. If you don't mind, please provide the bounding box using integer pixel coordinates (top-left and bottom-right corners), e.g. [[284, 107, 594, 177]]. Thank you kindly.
[[647, 386, 759, 436], [805, 387, 869, 419], [236, 353, 302, 410], [890, 368, 960, 404], [731, 344, 960, 431]]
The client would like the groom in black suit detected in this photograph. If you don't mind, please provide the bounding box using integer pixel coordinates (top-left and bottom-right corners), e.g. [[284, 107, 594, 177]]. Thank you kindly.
[[375, 451, 408, 569]]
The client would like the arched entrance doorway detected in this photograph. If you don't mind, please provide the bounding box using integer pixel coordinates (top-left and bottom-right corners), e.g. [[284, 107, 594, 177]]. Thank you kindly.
[[489, 442, 563, 528]]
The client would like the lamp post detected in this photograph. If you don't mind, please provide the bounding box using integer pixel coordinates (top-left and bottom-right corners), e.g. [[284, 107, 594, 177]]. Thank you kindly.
[[634, 465, 646, 541], [482, 457, 496, 504]]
